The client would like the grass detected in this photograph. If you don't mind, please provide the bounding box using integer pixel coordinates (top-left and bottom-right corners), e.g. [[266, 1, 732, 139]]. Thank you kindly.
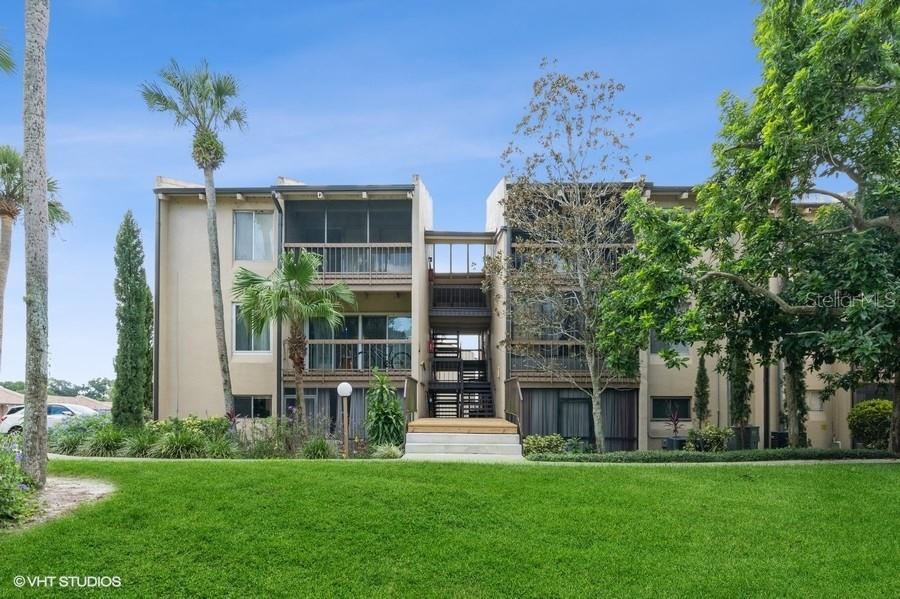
[[1, 460, 899, 597]]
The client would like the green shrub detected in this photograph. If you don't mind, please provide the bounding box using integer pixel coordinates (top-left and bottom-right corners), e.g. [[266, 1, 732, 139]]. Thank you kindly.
[[685, 425, 734, 452], [302, 437, 337, 459], [205, 434, 238, 459], [370, 444, 403, 459], [150, 429, 207, 459], [848, 399, 892, 450], [526, 448, 894, 463], [79, 425, 126, 457], [564, 437, 592, 454], [120, 428, 159, 458], [48, 413, 111, 449], [365, 369, 405, 446], [51, 431, 87, 455], [237, 418, 306, 458], [523, 434, 566, 456], [0, 434, 34, 525]]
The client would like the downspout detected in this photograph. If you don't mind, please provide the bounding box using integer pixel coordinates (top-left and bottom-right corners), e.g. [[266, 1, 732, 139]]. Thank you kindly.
[[272, 191, 284, 416], [153, 193, 162, 419]]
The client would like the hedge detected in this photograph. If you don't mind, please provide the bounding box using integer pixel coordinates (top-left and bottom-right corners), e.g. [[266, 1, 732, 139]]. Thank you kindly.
[[526, 448, 896, 463]]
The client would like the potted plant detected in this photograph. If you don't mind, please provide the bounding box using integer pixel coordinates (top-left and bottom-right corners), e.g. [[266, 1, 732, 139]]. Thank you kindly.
[[663, 406, 688, 450]]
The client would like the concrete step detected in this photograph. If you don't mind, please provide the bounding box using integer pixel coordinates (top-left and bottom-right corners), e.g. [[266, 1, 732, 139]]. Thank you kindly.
[[405, 442, 522, 455], [406, 432, 520, 445], [403, 453, 525, 462]]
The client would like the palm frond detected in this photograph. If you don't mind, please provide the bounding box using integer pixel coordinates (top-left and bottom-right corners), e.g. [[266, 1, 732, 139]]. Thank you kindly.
[[142, 58, 246, 134], [232, 250, 356, 335], [0, 36, 13, 74]]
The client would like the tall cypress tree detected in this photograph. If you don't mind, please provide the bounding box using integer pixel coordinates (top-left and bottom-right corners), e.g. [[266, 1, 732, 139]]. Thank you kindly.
[[112, 212, 149, 427], [693, 354, 710, 428]]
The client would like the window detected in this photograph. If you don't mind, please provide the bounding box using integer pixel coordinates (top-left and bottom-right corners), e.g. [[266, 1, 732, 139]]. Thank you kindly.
[[234, 211, 273, 261], [326, 201, 367, 243], [48, 404, 69, 415], [307, 314, 412, 371], [234, 395, 271, 418], [650, 331, 689, 356], [808, 391, 825, 412], [369, 200, 412, 243], [387, 316, 412, 340], [286, 202, 325, 243], [233, 305, 271, 352], [652, 397, 691, 420]]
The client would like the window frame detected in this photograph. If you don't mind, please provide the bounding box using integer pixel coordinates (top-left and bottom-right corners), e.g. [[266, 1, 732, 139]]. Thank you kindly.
[[233, 395, 272, 419], [233, 210, 274, 262], [233, 304, 272, 354], [651, 396, 692, 421]]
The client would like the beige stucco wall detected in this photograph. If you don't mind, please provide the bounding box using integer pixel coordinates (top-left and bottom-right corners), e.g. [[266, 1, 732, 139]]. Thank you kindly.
[[412, 176, 433, 416], [157, 192, 278, 419]]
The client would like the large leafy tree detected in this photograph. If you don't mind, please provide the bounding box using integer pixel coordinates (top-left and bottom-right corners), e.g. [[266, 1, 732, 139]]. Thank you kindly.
[[233, 250, 354, 422], [603, 0, 899, 450], [111, 211, 150, 427], [141, 60, 246, 415], [484, 60, 644, 452], [0, 145, 70, 370], [22, 0, 50, 486]]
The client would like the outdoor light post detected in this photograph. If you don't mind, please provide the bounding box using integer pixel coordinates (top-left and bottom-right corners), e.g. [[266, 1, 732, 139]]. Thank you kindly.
[[337, 382, 353, 459]]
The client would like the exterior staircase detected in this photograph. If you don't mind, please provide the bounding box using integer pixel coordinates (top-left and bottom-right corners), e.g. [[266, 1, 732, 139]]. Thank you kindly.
[[428, 332, 494, 418]]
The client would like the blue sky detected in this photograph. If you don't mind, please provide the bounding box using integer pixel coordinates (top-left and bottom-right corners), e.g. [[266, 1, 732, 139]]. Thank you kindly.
[[0, 0, 761, 382]]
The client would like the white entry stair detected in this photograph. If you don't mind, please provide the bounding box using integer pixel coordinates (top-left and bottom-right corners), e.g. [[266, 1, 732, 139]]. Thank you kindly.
[[402, 418, 524, 461]]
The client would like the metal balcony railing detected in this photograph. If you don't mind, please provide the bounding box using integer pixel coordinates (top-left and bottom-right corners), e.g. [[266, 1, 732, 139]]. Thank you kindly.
[[285, 244, 412, 280], [431, 285, 488, 309], [301, 339, 413, 373]]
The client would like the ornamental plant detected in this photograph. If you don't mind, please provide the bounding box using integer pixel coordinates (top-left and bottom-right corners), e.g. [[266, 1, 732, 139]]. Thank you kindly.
[[365, 369, 405, 447], [848, 400, 892, 450]]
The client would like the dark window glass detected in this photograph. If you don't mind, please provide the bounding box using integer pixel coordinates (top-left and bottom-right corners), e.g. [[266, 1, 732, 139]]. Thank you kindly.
[[253, 397, 271, 418], [285, 201, 326, 243], [333, 317, 359, 340], [48, 404, 67, 415], [652, 397, 691, 420], [650, 331, 689, 355], [235, 306, 269, 351], [362, 316, 387, 339], [326, 201, 367, 243], [234, 396, 252, 418], [368, 200, 412, 242], [308, 318, 334, 340]]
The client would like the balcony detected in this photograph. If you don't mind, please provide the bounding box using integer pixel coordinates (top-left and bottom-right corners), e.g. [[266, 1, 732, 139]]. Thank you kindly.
[[284, 244, 412, 283], [430, 285, 490, 324], [287, 339, 413, 384], [508, 341, 637, 385]]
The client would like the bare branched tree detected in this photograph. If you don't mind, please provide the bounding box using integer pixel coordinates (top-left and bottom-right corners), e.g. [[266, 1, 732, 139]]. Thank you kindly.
[[485, 60, 646, 452]]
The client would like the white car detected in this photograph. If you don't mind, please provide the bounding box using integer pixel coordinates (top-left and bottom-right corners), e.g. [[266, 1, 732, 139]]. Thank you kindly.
[[0, 403, 97, 434]]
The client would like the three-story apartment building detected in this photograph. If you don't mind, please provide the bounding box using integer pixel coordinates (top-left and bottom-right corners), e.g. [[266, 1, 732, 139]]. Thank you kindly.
[[155, 175, 867, 450]]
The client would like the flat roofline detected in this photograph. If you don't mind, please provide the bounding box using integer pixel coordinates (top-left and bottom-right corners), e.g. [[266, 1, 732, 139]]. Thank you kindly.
[[155, 183, 415, 195]]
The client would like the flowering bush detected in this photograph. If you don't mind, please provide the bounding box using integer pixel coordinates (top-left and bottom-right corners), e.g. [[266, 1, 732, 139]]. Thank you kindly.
[[0, 433, 34, 524]]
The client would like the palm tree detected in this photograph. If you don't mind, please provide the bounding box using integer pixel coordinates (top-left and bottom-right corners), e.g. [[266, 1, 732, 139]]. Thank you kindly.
[[22, 0, 50, 487], [141, 60, 246, 414], [233, 250, 355, 422], [0, 32, 14, 73], [0, 145, 70, 370]]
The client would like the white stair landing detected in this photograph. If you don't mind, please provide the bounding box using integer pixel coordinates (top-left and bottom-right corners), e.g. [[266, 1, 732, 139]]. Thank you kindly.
[[402, 429, 523, 462]]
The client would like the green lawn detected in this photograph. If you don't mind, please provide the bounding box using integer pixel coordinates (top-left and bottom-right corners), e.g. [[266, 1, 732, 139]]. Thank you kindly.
[[2, 460, 899, 597]]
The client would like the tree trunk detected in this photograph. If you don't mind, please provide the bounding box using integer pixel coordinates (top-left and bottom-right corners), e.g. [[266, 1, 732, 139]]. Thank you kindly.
[[203, 166, 234, 415], [22, 0, 49, 487], [892, 370, 900, 455], [784, 357, 800, 448], [0, 214, 13, 370], [287, 324, 307, 424], [587, 346, 606, 453]]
